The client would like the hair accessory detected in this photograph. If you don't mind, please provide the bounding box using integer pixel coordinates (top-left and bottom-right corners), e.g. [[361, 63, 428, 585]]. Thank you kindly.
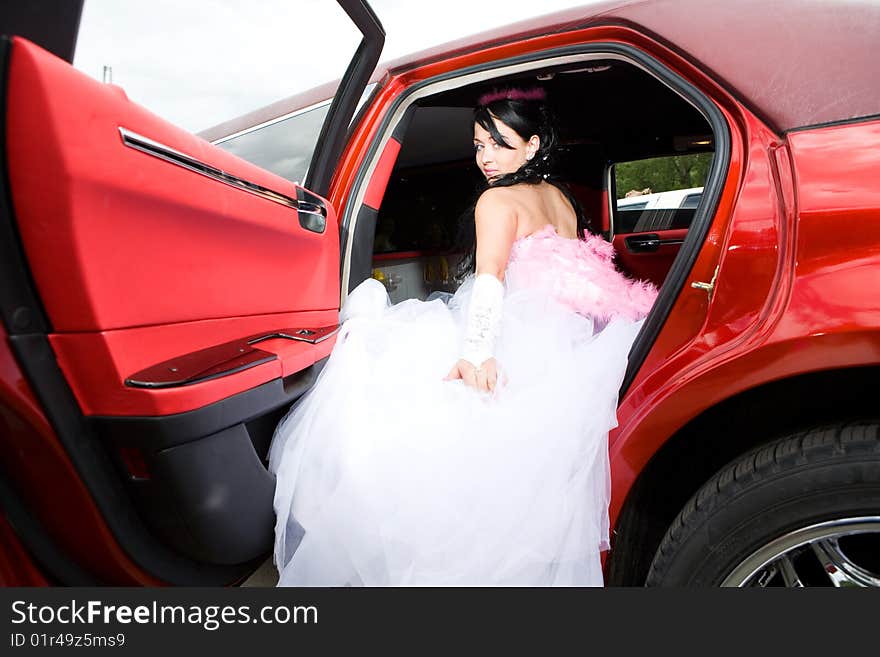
[[478, 87, 547, 106]]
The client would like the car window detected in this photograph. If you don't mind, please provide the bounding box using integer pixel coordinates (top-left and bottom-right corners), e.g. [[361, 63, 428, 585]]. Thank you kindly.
[[613, 153, 712, 234], [212, 102, 331, 185], [210, 83, 377, 184]]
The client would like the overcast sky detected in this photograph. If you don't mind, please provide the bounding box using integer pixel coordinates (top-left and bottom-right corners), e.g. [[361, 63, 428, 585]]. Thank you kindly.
[[73, 0, 604, 133]]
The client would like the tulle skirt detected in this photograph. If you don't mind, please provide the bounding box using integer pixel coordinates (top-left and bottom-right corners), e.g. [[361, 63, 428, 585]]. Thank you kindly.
[[268, 276, 644, 586]]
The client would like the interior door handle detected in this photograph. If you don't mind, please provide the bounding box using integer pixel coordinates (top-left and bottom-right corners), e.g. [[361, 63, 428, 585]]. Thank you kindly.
[[625, 234, 661, 253], [125, 325, 340, 388]]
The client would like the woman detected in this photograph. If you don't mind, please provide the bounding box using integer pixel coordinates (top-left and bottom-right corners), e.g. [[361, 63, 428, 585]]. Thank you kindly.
[[268, 88, 658, 586]]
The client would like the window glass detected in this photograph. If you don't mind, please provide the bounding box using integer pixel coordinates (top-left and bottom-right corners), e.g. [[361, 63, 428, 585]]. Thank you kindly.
[[214, 104, 331, 184], [210, 84, 376, 183], [613, 152, 712, 233]]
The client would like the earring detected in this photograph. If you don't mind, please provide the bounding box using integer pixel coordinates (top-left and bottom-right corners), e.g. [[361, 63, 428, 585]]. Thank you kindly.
[[526, 153, 534, 161]]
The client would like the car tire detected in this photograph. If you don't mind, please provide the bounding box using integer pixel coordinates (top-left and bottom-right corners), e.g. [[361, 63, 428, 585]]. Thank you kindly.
[[645, 422, 880, 587]]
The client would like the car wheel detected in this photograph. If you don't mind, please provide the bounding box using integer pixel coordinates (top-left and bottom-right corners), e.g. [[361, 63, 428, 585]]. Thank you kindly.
[[645, 423, 880, 587]]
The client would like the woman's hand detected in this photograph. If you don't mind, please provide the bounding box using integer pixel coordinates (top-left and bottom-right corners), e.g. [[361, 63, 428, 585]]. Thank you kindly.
[[445, 358, 499, 393]]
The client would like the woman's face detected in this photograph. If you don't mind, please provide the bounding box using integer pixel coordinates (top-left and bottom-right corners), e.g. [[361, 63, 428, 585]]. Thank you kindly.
[[473, 115, 539, 182]]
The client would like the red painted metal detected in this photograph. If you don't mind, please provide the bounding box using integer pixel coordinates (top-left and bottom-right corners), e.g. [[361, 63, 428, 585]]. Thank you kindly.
[[334, 25, 880, 577], [609, 118, 880, 522], [4, 3, 879, 586], [371, 0, 880, 133]]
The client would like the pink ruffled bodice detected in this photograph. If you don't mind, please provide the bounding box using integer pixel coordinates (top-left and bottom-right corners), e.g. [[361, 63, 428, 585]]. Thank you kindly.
[[506, 224, 658, 323]]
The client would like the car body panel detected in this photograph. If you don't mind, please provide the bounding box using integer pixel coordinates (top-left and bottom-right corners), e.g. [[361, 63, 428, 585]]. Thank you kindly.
[[610, 111, 775, 506], [2, 1, 879, 585], [610, 118, 880, 519], [7, 38, 340, 417], [372, 0, 880, 132], [48, 311, 337, 417]]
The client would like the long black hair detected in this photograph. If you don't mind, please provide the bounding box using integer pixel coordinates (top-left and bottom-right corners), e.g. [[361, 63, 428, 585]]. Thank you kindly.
[[455, 88, 590, 278]]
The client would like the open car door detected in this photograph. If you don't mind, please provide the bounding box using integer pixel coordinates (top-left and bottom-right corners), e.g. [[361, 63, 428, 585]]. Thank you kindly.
[[0, 1, 383, 584]]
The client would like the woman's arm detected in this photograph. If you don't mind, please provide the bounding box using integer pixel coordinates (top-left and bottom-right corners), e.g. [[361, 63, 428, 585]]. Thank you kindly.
[[445, 189, 518, 392], [473, 188, 518, 280]]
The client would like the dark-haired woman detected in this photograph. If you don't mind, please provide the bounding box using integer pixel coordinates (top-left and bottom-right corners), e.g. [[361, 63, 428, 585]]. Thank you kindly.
[[269, 88, 658, 586]]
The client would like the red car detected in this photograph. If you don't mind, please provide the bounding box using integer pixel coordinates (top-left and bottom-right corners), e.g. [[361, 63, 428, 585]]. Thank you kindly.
[[1, 0, 878, 587]]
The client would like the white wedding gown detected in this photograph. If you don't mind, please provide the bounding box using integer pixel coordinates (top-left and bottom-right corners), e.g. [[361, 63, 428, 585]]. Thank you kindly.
[[268, 224, 657, 586]]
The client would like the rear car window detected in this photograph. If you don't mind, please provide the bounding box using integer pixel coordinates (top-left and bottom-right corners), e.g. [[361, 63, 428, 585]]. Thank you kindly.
[[613, 152, 712, 233]]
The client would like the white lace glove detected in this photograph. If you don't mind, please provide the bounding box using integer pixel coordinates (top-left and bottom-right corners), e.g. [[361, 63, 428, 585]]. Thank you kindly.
[[460, 273, 504, 367]]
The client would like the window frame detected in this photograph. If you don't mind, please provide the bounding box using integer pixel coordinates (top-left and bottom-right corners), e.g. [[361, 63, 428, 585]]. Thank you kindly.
[[337, 41, 731, 396]]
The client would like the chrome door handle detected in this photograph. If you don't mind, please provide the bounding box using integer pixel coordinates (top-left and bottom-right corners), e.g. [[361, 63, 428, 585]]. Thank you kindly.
[[625, 234, 661, 253]]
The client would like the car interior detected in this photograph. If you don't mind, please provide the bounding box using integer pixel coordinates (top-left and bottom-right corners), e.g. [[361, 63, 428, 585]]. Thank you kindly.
[[366, 58, 715, 302]]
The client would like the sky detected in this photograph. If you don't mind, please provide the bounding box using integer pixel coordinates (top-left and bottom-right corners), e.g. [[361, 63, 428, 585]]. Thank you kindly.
[[73, 0, 606, 133]]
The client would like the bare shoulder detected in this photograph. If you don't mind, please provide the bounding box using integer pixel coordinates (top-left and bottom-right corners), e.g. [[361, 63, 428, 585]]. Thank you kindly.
[[475, 186, 520, 218]]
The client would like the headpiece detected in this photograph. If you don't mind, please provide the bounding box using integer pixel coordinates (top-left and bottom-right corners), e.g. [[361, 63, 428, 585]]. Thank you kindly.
[[477, 87, 547, 106]]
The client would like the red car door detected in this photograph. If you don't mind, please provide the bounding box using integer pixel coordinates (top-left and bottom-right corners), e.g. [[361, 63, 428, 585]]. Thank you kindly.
[[0, 1, 383, 584]]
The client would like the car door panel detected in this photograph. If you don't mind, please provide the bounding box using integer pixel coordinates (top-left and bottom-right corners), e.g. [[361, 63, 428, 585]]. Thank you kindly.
[[48, 309, 337, 417], [3, 36, 343, 580], [613, 228, 688, 288], [8, 37, 339, 420], [8, 38, 339, 333]]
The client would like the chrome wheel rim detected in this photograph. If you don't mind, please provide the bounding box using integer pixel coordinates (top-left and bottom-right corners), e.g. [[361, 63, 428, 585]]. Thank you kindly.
[[721, 516, 880, 587]]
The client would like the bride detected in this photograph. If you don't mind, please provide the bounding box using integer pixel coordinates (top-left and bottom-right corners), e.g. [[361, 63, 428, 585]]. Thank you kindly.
[[268, 87, 658, 586]]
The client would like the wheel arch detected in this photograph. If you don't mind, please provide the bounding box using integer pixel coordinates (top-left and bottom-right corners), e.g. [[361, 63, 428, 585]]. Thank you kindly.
[[606, 363, 880, 585]]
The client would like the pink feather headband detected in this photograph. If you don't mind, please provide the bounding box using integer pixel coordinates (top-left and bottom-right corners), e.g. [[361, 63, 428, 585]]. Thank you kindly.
[[477, 87, 546, 106]]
